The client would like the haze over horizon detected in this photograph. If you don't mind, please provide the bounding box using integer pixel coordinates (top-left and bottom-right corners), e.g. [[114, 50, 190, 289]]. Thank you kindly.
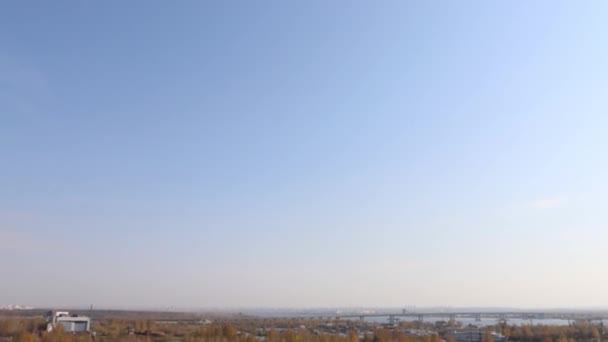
[[2, 1, 608, 309]]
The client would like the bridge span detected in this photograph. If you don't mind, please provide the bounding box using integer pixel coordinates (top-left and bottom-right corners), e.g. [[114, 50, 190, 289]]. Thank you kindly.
[[329, 311, 608, 325]]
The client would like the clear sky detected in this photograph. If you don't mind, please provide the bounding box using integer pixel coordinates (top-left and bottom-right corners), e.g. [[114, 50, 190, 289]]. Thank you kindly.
[[1, 1, 608, 309]]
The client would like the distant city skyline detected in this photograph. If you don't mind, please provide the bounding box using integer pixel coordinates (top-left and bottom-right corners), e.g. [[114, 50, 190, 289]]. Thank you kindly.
[[2, 1, 608, 308]]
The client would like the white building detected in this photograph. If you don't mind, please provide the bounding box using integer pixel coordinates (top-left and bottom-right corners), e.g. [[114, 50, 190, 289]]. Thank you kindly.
[[47, 311, 91, 333]]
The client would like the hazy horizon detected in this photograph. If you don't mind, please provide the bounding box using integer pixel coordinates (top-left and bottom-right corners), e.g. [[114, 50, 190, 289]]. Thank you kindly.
[[7, 304, 608, 313], [2, 1, 608, 309]]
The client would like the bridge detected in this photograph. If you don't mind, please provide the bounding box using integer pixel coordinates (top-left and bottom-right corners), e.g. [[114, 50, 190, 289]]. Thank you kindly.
[[328, 311, 608, 325]]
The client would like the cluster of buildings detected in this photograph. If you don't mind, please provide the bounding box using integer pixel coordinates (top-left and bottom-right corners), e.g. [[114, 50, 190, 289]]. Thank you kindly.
[[446, 330, 507, 342], [0, 304, 34, 310]]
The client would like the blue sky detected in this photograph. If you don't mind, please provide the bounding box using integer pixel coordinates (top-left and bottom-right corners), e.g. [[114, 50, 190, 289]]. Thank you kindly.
[[1, 1, 608, 308]]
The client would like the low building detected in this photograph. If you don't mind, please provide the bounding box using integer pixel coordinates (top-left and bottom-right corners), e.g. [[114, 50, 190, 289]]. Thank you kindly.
[[47, 311, 91, 333]]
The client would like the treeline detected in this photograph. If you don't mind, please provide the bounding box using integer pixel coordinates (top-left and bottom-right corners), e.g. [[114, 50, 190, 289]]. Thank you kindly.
[[0, 318, 46, 338], [0, 318, 436, 342], [497, 322, 603, 342], [0, 317, 605, 342]]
